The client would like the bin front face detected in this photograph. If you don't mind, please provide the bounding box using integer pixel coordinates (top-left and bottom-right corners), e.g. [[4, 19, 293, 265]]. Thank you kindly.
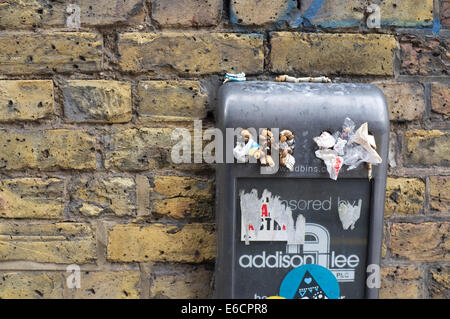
[[215, 82, 389, 299]]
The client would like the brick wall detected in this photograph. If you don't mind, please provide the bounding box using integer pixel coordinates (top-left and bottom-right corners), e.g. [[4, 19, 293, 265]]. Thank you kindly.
[[0, 0, 448, 299]]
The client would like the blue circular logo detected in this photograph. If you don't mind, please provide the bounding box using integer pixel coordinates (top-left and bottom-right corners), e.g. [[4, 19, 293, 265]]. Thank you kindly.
[[279, 264, 340, 299]]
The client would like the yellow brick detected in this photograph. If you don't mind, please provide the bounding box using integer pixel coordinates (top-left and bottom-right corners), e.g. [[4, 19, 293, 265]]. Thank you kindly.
[[107, 223, 215, 263], [152, 176, 213, 199], [373, 81, 425, 121], [65, 271, 140, 299], [231, 0, 296, 25], [0, 222, 96, 263], [118, 32, 264, 75], [384, 177, 425, 218], [63, 80, 132, 123], [270, 32, 396, 76], [380, 266, 422, 299], [0, 130, 96, 170], [404, 130, 450, 166], [0, 272, 64, 299], [429, 176, 450, 213], [105, 128, 173, 171], [0, 0, 144, 28], [0, 80, 54, 122], [137, 81, 207, 121], [70, 176, 136, 217], [0, 178, 64, 219], [390, 222, 450, 261], [379, 0, 433, 27], [0, 32, 102, 74], [151, 264, 213, 298]]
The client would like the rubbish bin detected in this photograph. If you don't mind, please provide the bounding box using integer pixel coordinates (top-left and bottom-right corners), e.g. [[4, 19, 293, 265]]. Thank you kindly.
[[214, 82, 389, 299]]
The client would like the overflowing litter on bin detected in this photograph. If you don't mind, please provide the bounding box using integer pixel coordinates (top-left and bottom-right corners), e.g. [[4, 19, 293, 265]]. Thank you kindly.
[[233, 128, 296, 171], [224, 72, 246, 83], [313, 118, 382, 180]]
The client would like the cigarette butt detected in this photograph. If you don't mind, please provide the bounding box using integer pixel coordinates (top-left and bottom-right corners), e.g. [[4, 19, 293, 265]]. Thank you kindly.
[[275, 75, 288, 82], [241, 129, 251, 138], [260, 155, 267, 166], [266, 155, 275, 167], [280, 135, 287, 143], [281, 130, 292, 136], [254, 150, 262, 159]]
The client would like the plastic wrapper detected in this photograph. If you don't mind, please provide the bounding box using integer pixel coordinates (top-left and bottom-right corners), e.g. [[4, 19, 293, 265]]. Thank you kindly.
[[224, 72, 246, 83], [341, 117, 356, 141], [333, 138, 347, 155]]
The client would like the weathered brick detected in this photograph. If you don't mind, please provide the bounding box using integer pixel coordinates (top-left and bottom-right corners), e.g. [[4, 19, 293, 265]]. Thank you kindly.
[[0, 0, 144, 28], [0, 272, 63, 299], [65, 271, 140, 299], [0, 130, 96, 171], [429, 176, 450, 213], [70, 176, 136, 217], [428, 266, 450, 299], [150, 264, 213, 298], [379, 0, 433, 27], [118, 32, 264, 75], [400, 35, 449, 76], [390, 222, 449, 261], [0, 222, 96, 263], [0, 80, 54, 122], [373, 81, 425, 121], [442, 0, 450, 27], [152, 0, 222, 27], [230, 0, 296, 25], [152, 176, 213, 199], [63, 80, 131, 123], [270, 32, 396, 76], [107, 223, 215, 263], [385, 177, 425, 218], [380, 266, 422, 299], [152, 198, 213, 220], [137, 81, 207, 121], [403, 130, 450, 166], [430, 82, 450, 118], [104, 128, 173, 171], [0, 178, 64, 219], [299, 0, 362, 28], [0, 32, 102, 74], [151, 176, 214, 220], [300, 0, 433, 28]]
